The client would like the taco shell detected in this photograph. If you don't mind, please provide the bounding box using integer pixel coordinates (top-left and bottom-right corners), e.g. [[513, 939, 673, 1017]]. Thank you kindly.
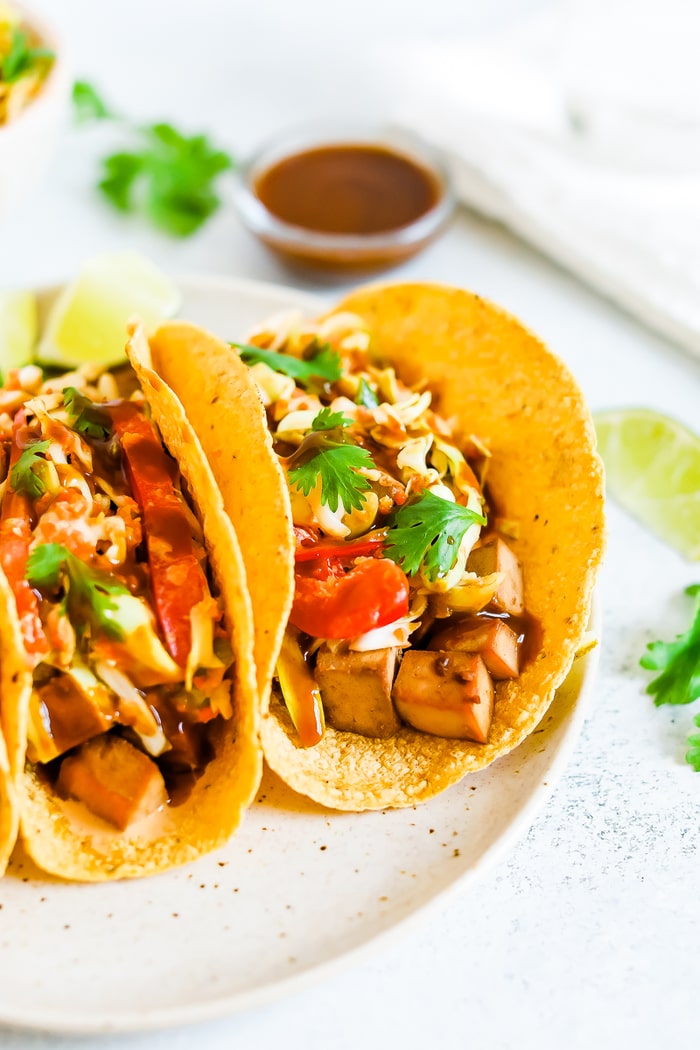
[[0, 326, 262, 880], [144, 284, 606, 811]]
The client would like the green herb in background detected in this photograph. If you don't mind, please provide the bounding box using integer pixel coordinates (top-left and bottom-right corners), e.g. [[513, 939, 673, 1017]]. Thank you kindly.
[[641, 584, 700, 771], [71, 80, 234, 237], [72, 80, 114, 122], [0, 26, 53, 85]]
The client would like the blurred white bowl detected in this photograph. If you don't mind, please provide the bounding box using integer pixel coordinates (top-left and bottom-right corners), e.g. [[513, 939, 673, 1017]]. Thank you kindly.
[[0, 7, 70, 221]]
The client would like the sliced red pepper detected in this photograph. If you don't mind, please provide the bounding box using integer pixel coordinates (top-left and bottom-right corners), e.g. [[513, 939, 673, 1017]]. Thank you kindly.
[[111, 404, 209, 668], [294, 532, 386, 563], [0, 411, 48, 660], [290, 557, 409, 639]]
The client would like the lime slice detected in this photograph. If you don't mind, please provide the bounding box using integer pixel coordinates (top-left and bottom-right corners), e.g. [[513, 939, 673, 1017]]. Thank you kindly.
[[0, 290, 38, 374], [36, 253, 181, 369], [595, 408, 700, 560]]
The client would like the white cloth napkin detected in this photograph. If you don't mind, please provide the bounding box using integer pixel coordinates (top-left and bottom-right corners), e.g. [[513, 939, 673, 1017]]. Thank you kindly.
[[376, 0, 700, 356]]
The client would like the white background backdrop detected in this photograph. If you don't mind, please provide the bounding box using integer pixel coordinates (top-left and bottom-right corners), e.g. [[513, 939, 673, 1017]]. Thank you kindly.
[[1, 1, 699, 1048]]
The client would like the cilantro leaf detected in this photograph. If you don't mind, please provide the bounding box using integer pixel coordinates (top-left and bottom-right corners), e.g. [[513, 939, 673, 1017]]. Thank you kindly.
[[312, 407, 352, 431], [72, 80, 115, 123], [10, 440, 51, 499], [385, 491, 487, 580], [1, 27, 53, 85], [235, 343, 342, 387], [289, 442, 373, 514], [686, 714, 700, 772], [95, 123, 233, 237], [288, 410, 374, 514], [26, 543, 132, 642], [640, 584, 700, 706], [63, 387, 113, 440], [356, 377, 379, 409]]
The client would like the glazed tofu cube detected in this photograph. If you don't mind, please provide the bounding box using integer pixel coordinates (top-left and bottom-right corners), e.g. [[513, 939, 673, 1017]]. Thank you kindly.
[[427, 619, 519, 679], [467, 537, 524, 615], [27, 675, 114, 764], [315, 645, 400, 738], [57, 735, 167, 831], [393, 650, 494, 743]]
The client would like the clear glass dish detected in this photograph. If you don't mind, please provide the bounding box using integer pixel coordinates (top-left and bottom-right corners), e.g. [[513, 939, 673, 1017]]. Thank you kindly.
[[235, 123, 455, 272]]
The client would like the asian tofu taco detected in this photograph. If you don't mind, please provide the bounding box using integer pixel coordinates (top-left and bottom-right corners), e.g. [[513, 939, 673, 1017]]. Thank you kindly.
[[0, 330, 260, 880], [141, 283, 605, 811]]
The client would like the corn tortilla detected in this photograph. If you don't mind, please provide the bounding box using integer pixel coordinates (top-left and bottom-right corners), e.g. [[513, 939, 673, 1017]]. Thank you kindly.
[[149, 285, 606, 811], [2, 326, 262, 880]]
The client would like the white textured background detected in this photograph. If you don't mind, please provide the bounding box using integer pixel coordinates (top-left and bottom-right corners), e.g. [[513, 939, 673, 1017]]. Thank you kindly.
[[1, 1, 699, 1047]]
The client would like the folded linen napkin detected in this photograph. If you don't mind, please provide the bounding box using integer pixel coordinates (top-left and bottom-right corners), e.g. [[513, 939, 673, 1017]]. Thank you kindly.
[[376, 0, 700, 355]]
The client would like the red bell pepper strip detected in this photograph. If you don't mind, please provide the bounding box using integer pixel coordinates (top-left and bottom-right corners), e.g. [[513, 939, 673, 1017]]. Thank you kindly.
[[290, 557, 409, 639], [111, 404, 209, 668], [0, 411, 49, 660], [294, 532, 386, 563]]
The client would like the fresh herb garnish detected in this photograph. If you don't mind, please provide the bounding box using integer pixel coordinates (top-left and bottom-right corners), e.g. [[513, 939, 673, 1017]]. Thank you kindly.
[[71, 80, 114, 123], [0, 27, 53, 85], [63, 387, 113, 440], [356, 377, 379, 409], [235, 343, 342, 388], [288, 409, 374, 514], [10, 440, 51, 499], [687, 714, 700, 772], [311, 407, 353, 431], [98, 123, 233, 237], [26, 543, 133, 641], [71, 82, 233, 236], [385, 490, 487, 581], [641, 584, 700, 771]]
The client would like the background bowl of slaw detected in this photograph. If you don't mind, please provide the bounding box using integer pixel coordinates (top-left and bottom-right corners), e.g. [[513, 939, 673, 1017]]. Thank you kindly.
[[0, 4, 70, 222]]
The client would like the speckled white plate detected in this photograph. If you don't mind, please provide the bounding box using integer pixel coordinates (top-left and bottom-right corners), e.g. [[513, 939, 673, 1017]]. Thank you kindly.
[[0, 276, 600, 1035]]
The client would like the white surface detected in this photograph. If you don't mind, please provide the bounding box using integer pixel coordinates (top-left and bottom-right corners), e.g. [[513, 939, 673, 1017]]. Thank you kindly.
[[0, 1, 698, 1048], [376, 0, 700, 356]]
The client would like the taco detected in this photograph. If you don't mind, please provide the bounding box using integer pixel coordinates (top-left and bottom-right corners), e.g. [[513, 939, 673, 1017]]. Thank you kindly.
[[142, 283, 605, 811], [0, 332, 260, 880]]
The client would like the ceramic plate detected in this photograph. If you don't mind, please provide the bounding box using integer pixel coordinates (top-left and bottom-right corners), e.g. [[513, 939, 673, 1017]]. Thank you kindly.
[[0, 276, 600, 1034]]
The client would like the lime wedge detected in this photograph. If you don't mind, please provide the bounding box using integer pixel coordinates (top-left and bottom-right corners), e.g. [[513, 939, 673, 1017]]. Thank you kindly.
[[595, 408, 700, 560], [36, 253, 181, 369], [0, 290, 38, 374]]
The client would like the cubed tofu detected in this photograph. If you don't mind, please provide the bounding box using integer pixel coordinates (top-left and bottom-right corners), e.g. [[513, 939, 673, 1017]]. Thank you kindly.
[[27, 675, 114, 764], [57, 734, 167, 831], [467, 537, 524, 615], [393, 650, 494, 743], [427, 619, 519, 679], [315, 645, 400, 738]]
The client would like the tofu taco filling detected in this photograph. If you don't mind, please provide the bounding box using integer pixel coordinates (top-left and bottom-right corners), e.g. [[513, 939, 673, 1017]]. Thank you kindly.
[[237, 311, 538, 748], [0, 364, 233, 831]]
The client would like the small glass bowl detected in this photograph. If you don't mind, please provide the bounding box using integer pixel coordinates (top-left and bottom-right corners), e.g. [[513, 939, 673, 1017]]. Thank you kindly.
[[235, 123, 455, 272]]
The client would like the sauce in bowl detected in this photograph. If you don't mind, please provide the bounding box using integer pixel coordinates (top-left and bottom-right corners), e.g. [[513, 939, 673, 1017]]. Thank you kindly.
[[254, 144, 442, 236], [237, 128, 454, 271]]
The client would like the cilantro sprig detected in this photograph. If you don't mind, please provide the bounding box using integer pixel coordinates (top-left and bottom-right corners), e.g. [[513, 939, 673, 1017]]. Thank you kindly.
[[0, 27, 53, 85], [63, 387, 113, 440], [72, 80, 114, 123], [385, 490, 486, 581], [26, 543, 133, 642], [288, 409, 373, 514], [641, 584, 700, 771], [235, 343, 342, 388], [71, 81, 233, 237], [10, 440, 51, 499]]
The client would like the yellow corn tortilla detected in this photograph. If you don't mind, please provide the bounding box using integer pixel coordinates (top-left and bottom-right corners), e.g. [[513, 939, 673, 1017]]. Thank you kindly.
[[147, 285, 606, 811], [0, 325, 262, 880]]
